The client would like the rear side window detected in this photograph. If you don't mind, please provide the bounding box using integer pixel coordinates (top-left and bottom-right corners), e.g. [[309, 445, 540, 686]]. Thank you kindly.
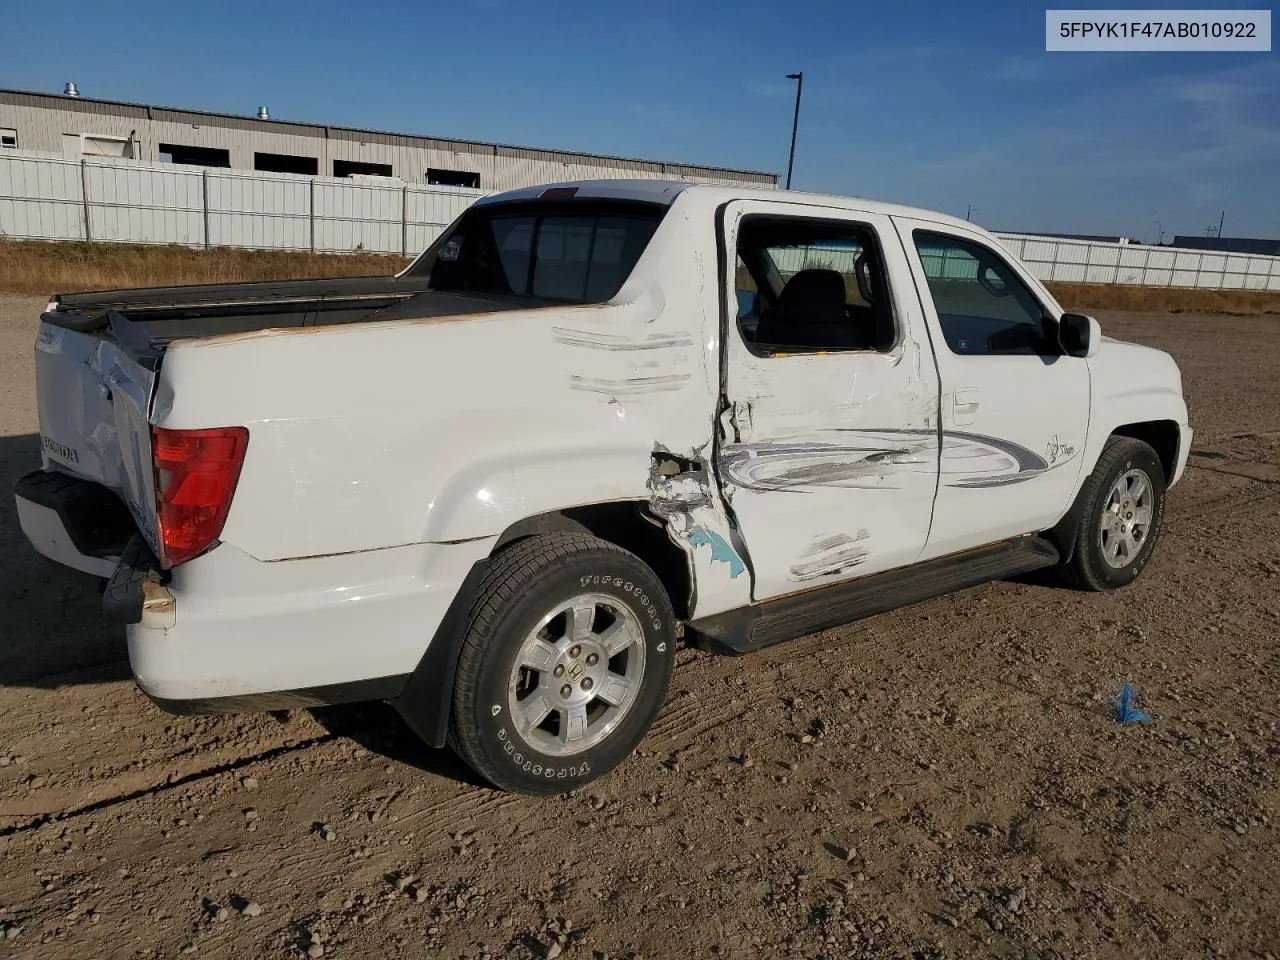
[[415, 202, 664, 304], [733, 216, 896, 354]]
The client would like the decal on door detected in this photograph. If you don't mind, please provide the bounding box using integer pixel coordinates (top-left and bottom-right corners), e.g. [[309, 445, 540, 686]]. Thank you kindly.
[[719, 432, 934, 492], [720, 429, 1079, 492]]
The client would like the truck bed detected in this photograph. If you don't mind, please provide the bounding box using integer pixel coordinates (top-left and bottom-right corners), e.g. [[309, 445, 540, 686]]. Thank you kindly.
[[46, 275, 527, 344]]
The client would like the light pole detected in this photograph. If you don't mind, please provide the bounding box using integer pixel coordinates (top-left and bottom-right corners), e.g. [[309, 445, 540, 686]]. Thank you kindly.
[[1153, 219, 1164, 245], [785, 72, 803, 190]]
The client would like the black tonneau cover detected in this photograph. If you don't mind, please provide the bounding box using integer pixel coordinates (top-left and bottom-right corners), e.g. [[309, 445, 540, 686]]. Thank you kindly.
[[53, 274, 432, 314], [45, 275, 533, 344]]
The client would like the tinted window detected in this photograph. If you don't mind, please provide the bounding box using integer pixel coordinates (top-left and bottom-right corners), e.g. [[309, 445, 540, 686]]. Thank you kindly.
[[413, 202, 664, 304], [492, 217, 535, 293], [913, 232, 1051, 356], [735, 217, 895, 354]]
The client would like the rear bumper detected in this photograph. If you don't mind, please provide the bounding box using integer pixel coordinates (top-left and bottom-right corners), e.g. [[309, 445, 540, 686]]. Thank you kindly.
[[14, 470, 134, 579], [15, 468, 493, 712], [144, 674, 411, 715], [126, 534, 495, 707]]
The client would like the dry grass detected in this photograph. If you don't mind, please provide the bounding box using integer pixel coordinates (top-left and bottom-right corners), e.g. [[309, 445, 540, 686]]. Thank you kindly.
[[1, 239, 1276, 315], [0, 239, 409, 297], [1046, 281, 1280, 315]]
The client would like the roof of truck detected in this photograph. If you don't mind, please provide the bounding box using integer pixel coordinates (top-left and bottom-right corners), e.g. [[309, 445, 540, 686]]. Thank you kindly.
[[476, 179, 977, 232]]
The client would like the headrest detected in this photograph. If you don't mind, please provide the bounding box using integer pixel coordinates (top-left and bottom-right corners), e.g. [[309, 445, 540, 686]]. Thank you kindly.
[[776, 269, 847, 326]]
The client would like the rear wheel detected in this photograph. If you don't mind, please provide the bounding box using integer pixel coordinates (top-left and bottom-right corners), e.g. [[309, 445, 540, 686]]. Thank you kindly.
[[449, 532, 675, 794], [1061, 436, 1166, 591]]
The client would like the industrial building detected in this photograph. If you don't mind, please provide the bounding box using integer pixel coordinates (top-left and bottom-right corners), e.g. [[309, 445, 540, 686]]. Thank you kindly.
[[1171, 235, 1280, 257], [0, 85, 777, 192]]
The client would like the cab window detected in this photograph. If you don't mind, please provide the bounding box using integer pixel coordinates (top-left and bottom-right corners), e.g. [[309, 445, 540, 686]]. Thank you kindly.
[[913, 232, 1054, 356], [413, 200, 665, 304]]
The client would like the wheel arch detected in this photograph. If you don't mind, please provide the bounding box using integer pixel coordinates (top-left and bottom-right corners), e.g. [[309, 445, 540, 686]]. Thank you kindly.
[[1044, 425, 1173, 564], [394, 502, 693, 749], [1108, 419, 1180, 485], [496, 503, 694, 621]]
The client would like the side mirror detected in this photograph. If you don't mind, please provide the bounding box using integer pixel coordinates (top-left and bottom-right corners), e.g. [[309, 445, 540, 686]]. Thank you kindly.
[[1058, 312, 1101, 359]]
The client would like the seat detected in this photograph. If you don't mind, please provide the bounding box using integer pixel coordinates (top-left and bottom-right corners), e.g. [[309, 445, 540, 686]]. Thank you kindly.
[[754, 268, 854, 350]]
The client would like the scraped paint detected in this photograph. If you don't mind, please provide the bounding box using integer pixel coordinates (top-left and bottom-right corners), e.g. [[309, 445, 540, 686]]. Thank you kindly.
[[688, 526, 746, 578], [789, 530, 872, 581]]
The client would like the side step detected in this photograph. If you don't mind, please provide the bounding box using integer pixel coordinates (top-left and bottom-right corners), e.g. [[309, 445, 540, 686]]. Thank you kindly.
[[687, 537, 1060, 654]]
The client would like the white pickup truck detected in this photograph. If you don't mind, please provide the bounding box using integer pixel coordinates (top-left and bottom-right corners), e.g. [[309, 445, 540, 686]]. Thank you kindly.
[[16, 180, 1191, 793]]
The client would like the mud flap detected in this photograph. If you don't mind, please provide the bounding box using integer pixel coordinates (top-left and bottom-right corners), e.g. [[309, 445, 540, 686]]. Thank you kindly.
[[392, 556, 492, 749]]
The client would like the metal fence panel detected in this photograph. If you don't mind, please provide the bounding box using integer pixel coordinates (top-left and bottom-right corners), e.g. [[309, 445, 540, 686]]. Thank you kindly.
[[995, 232, 1280, 293], [3, 153, 1280, 290], [405, 185, 478, 257], [0, 153, 85, 240], [207, 169, 311, 250], [85, 159, 204, 245], [313, 177, 404, 254]]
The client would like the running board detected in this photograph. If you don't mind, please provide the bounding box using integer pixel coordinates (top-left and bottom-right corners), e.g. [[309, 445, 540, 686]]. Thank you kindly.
[[686, 537, 1060, 654]]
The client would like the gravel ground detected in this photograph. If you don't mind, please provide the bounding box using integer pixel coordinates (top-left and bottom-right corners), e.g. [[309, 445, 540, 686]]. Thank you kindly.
[[0, 295, 1276, 959]]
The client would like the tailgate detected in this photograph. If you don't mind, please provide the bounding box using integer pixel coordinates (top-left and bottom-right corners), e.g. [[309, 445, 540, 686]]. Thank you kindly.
[[34, 313, 161, 554]]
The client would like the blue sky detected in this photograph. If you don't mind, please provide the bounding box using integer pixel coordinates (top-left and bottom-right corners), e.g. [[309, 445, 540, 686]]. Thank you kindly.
[[4, 0, 1277, 239]]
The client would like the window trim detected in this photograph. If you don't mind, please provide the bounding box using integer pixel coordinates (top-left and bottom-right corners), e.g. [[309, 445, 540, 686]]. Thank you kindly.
[[728, 212, 900, 358], [910, 228, 1060, 359]]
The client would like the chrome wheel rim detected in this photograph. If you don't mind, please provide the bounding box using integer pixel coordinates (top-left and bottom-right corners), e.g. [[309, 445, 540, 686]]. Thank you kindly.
[[507, 593, 646, 756], [1099, 468, 1155, 569]]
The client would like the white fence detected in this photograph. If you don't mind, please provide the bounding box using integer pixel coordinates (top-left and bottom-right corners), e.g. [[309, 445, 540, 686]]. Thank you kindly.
[[768, 236, 1280, 293], [3, 150, 1279, 289], [0, 151, 481, 256], [998, 234, 1280, 292]]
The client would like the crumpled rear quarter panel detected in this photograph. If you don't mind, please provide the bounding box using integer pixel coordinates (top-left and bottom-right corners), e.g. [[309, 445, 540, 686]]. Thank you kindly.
[[155, 194, 723, 564]]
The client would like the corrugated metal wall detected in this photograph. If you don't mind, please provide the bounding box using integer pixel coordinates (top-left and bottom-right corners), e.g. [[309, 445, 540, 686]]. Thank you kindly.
[[3, 151, 1279, 290], [0, 92, 777, 190]]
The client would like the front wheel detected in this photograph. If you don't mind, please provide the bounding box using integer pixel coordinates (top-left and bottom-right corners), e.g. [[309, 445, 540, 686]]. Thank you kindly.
[[1061, 436, 1167, 591], [448, 532, 676, 794]]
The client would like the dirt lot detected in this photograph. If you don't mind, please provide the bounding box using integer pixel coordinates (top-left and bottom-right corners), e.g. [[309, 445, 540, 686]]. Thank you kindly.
[[0, 295, 1276, 960]]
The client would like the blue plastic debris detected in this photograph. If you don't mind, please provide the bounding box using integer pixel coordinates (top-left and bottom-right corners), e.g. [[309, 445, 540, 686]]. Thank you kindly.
[[1114, 682, 1152, 725], [687, 526, 746, 578]]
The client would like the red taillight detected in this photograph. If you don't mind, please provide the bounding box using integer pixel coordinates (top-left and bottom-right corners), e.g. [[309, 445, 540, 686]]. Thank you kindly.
[[152, 426, 249, 567]]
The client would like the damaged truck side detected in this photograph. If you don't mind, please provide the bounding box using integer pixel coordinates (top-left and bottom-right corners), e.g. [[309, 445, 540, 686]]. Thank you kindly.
[[15, 180, 1192, 794]]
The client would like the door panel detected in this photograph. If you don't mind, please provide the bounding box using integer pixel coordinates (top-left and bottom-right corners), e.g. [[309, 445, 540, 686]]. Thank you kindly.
[[894, 219, 1090, 559], [718, 202, 941, 601]]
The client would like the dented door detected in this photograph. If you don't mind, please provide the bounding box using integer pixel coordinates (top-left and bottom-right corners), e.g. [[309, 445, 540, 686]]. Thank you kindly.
[[717, 202, 941, 601]]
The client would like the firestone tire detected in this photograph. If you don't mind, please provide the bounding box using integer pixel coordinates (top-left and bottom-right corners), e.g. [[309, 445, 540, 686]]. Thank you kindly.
[[1061, 436, 1167, 591], [448, 532, 676, 795]]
